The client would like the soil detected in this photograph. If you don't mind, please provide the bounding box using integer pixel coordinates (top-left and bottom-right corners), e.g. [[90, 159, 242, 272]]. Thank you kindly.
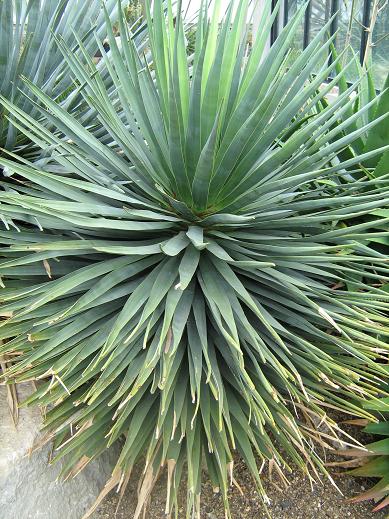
[[92, 455, 386, 519], [91, 409, 387, 519]]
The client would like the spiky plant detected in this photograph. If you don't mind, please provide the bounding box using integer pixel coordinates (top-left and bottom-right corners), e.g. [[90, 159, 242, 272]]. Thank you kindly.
[[0, 0, 143, 422], [1, 1, 389, 517], [321, 57, 389, 274], [0, 0, 137, 156], [340, 65, 389, 252], [331, 53, 389, 182], [337, 366, 389, 513], [334, 59, 389, 504]]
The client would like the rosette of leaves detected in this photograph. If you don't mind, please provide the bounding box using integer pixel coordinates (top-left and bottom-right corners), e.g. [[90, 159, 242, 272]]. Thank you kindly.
[[1, 1, 389, 517]]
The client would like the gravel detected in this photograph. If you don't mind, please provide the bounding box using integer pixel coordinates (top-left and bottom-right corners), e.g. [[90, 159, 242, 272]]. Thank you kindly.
[[92, 455, 385, 519], [91, 412, 386, 519]]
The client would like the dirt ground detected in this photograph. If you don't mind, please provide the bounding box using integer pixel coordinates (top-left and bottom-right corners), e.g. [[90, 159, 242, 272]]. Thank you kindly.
[[92, 455, 386, 519], [91, 408, 387, 519]]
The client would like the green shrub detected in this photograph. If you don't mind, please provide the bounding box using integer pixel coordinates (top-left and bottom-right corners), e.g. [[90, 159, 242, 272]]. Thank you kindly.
[[338, 366, 389, 513], [332, 63, 389, 512], [1, 1, 389, 517]]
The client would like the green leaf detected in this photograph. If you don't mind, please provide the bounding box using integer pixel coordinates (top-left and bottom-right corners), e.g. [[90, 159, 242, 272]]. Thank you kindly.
[[362, 72, 389, 168]]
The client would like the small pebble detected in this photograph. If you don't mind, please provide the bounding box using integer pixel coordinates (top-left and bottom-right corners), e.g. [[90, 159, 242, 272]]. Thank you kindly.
[[90, 443, 387, 519]]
